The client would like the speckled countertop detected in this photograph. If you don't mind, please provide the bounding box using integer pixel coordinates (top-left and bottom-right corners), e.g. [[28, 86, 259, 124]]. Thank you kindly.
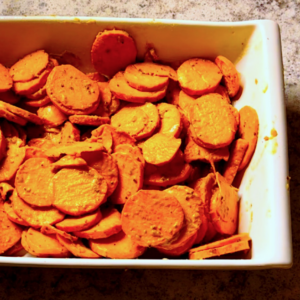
[[0, 0, 299, 299]]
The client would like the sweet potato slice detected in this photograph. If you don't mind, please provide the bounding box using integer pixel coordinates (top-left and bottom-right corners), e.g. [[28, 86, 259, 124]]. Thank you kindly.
[[88, 125, 113, 154], [0, 63, 13, 92], [157, 186, 202, 256], [27, 138, 54, 149], [188, 94, 237, 149], [189, 239, 250, 260], [40, 225, 78, 242], [52, 166, 107, 216], [9, 50, 49, 82], [144, 150, 192, 187], [215, 85, 231, 103], [55, 209, 102, 232], [122, 189, 185, 247], [192, 173, 218, 243], [166, 80, 180, 106], [81, 151, 118, 197], [210, 172, 238, 235], [194, 214, 208, 245], [157, 103, 181, 138], [15, 158, 55, 207], [24, 146, 48, 160], [178, 58, 222, 96], [184, 134, 230, 163], [91, 125, 136, 152], [37, 103, 67, 126], [74, 207, 122, 239], [23, 95, 51, 107], [0, 90, 20, 105], [0, 100, 43, 125], [111, 104, 148, 137], [111, 102, 159, 140], [0, 126, 7, 161], [69, 115, 110, 126], [22, 228, 71, 258], [0, 139, 26, 182], [57, 235, 100, 258], [215, 56, 240, 98], [13, 65, 51, 95], [0, 104, 27, 126], [61, 121, 80, 144], [2, 240, 24, 256], [4, 200, 30, 226], [11, 190, 65, 228], [192, 233, 251, 253], [223, 139, 249, 184], [91, 29, 137, 78], [93, 82, 120, 117], [115, 144, 145, 167], [237, 106, 259, 170], [178, 90, 197, 116], [124, 63, 170, 92], [51, 155, 87, 171], [109, 72, 167, 103], [86, 72, 107, 82], [26, 85, 47, 100], [110, 152, 143, 204], [89, 231, 146, 259], [0, 182, 13, 201], [46, 64, 100, 115], [44, 141, 104, 158], [202, 221, 218, 244], [142, 133, 181, 166], [0, 201, 23, 254]]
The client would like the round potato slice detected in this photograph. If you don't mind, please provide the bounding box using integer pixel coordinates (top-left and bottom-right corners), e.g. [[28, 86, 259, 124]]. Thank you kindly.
[[144, 150, 192, 187], [81, 151, 118, 197], [91, 29, 137, 78], [57, 235, 100, 258], [11, 190, 65, 228], [124, 63, 170, 92], [157, 185, 202, 256], [52, 166, 107, 216], [177, 58, 222, 96], [110, 152, 143, 204], [188, 94, 237, 149], [109, 72, 167, 103], [0, 201, 23, 254], [0, 63, 13, 92], [122, 189, 185, 247], [9, 50, 49, 82], [215, 56, 240, 98], [4, 200, 30, 226], [111, 102, 159, 140], [15, 158, 55, 207], [142, 133, 181, 166], [55, 209, 102, 232], [46, 64, 100, 115], [22, 228, 71, 258], [157, 102, 181, 138], [37, 103, 67, 126], [74, 207, 122, 239], [89, 231, 146, 259], [0, 139, 26, 182]]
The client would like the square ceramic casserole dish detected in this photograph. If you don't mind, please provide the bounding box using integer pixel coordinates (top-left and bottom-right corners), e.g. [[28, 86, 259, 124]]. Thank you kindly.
[[0, 16, 292, 269]]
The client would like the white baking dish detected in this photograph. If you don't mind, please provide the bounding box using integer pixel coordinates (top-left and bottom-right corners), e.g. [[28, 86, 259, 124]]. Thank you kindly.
[[0, 17, 292, 269]]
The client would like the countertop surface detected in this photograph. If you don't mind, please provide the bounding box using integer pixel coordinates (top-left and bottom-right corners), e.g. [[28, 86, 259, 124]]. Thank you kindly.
[[0, 0, 299, 299]]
